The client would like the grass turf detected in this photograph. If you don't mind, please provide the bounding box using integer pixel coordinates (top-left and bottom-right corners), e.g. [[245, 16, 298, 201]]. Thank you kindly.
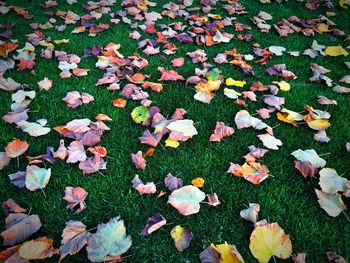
[[0, 0, 350, 262]]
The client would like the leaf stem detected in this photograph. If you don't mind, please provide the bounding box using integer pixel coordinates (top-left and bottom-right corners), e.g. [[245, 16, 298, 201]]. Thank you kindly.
[[342, 211, 350, 223], [40, 188, 47, 198]]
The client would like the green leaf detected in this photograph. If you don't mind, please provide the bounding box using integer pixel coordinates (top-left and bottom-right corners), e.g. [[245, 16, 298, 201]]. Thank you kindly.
[[86, 216, 132, 262], [131, 106, 150, 124]]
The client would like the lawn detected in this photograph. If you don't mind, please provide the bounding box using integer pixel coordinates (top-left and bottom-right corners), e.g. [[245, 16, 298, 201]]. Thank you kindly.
[[0, 0, 350, 262]]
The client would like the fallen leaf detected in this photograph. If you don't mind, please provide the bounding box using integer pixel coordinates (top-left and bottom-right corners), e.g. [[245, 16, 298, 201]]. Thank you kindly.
[[37, 77, 52, 91], [240, 203, 260, 223], [167, 120, 198, 137], [2, 200, 25, 217], [112, 98, 127, 108], [63, 186, 88, 213], [164, 173, 183, 192], [326, 252, 348, 263], [25, 165, 51, 192], [86, 216, 132, 262], [191, 177, 205, 187], [206, 193, 221, 206], [5, 139, 29, 158], [200, 242, 245, 263], [168, 185, 205, 216], [249, 222, 292, 263], [16, 120, 51, 137], [325, 46, 349, 56], [291, 149, 326, 168], [257, 134, 282, 150], [132, 174, 156, 195], [228, 162, 269, 185], [315, 189, 347, 217], [67, 141, 87, 163], [209, 121, 234, 142], [18, 237, 58, 260], [0, 151, 11, 170], [319, 168, 347, 194], [1, 213, 41, 246], [131, 151, 147, 170], [171, 57, 184, 67], [59, 220, 91, 261], [140, 213, 166, 236], [170, 225, 193, 251], [294, 161, 317, 178], [131, 106, 150, 124]]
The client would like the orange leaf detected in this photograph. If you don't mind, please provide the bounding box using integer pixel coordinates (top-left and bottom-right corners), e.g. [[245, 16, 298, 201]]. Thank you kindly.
[[112, 98, 127, 108], [5, 139, 29, 158], [191, 177, 205, 187], [95, 114, 112, 121], [0, 42, 18, 57], [142, 81, 163, 92], [127, 73, 145, 83], [143, 147, 155, 157]]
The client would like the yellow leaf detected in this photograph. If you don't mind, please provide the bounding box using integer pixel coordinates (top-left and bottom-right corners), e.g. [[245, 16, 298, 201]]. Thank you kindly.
[[318, 23, 330, 33], [226, 78, 246, 87], [307, 119, 331, 131], [39, 22, 54, 30], [54, 39, 70, 44], [195, 80, 221, 93], [339, 0, 350, 8], [212, 242, 245, 263], [39, 41, 54, 48], [249, 222, 292, 263], [165, 139, 180, 148], [277, 112, 298, 126], [272, 80, 290, 91], [191, 177, 205, 187], [325, 46, 349, 56]]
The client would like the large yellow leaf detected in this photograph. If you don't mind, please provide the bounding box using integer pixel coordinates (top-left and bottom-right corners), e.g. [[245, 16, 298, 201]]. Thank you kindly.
[[249, 222, 292, 263]]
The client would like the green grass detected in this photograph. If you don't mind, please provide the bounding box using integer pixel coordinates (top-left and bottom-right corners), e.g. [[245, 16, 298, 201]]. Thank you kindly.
[[0, 0, 350, 262]]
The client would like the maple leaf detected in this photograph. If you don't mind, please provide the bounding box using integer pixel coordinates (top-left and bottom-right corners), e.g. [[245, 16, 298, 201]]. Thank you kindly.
[[86, 216, 132, 262], [63, 187, 88, 213]]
